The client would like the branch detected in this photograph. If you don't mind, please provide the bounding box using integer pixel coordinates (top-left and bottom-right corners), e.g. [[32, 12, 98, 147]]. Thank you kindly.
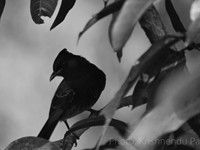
[[139, 5, 167, 43]]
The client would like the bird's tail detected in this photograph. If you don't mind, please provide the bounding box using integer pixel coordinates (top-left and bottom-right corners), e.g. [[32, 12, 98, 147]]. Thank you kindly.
[[37, 117, 59, 140]]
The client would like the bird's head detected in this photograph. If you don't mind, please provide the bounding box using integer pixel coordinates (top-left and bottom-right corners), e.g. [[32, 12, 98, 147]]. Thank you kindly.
[[50, 49, 74, 81]]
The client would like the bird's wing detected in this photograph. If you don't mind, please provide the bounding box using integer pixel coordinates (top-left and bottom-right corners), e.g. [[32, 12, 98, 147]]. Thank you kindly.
[[49, 79, 75, 116]]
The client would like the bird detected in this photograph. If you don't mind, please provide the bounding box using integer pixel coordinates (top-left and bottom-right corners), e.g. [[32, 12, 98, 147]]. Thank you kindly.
[[38, 48, 106, 140]]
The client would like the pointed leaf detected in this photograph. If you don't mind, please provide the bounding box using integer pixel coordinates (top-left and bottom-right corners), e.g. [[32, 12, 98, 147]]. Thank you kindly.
[[103, 0, 109, 7], [165, 0, 186, 33], [50, 0, 76, 30], [128, 70, 200, 150], [0, 0, 5, 20], [30, 0, 58, 24], [65, 116, 128, 137], [110, 0, 155, 51], [108, 0, 123, 61], [78, 0, 123, 42]]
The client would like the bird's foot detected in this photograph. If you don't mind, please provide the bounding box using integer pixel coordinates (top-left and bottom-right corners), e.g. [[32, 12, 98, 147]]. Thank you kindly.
[[63, 120, 79, 149], [62, 131, 79, 150], [71, 131, 79, 147]]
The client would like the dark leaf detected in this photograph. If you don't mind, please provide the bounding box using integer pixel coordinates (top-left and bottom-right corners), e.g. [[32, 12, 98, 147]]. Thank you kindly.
[[131, 79, 148, 110], [65, 116, 128, 137], [78, 0, 124, 43], [0, 0, 5, 20], [165, 0, 186, 33], [30, 0, 58, 24], [50, 0, 76, 30], [116, 50, 123, 62], [188, 114, 200, 138], [103, 0, 109, 7]]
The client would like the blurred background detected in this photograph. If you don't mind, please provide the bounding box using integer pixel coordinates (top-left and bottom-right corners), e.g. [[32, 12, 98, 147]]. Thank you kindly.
[[0, 0, 198, 149]]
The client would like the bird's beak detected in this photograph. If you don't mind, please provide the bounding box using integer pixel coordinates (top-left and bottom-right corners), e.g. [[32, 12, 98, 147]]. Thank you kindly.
[[50, 69, 63, 81]]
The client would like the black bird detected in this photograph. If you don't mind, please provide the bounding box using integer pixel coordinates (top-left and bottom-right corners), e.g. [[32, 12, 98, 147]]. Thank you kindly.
[[38, 49, 106, 140]]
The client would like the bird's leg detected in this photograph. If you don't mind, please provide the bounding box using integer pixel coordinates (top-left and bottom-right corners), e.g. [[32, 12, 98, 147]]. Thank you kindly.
[[63, 120, 79, 147]]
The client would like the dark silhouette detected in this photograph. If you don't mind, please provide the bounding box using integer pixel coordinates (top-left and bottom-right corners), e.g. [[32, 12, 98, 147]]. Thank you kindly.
[[38, 49, 106, 139]]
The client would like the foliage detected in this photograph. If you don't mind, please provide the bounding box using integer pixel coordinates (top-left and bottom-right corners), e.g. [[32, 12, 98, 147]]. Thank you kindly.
[[2, 0, 200, 150]]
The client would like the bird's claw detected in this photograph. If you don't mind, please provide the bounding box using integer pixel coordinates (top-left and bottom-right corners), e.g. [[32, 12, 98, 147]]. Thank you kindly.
[[62, 131, 79, 150]]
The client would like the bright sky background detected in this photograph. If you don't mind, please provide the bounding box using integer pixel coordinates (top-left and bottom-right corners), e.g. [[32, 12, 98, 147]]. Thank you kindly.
[[0, 0, 198, 149]]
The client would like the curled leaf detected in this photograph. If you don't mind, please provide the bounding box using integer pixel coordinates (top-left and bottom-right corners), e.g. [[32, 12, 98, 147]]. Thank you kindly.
[[110, 0, 155, 51], [30, 0, 58, 24], [50, 0, 76, 30], [78, 0, 123, 43]]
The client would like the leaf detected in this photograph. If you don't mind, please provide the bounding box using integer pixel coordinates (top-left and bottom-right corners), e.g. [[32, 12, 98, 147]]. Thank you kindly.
[[165, 0, 186, 33], [131, 79, 148, 109], [186, 0, 200, 45], [186, 17, 200, 46], [102, 35, 182, 119], [190, 0, 200, 21], [50, 0, 76, 30], [97, 35, 182, 150], [110, 0, 155, 52], [103, 0, 109, 7], [78, 0, 124, 43], [30, 0, 58, 24], [0, 0, 5, 20], [146, 54, 187, 111], [188, 114, 200, 138], [5, 136, 59, 150], [64, 116, 128, 137], [108, 0, 123, 62], [165, 0, 200, 51], [128, 70, 200, 150]]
